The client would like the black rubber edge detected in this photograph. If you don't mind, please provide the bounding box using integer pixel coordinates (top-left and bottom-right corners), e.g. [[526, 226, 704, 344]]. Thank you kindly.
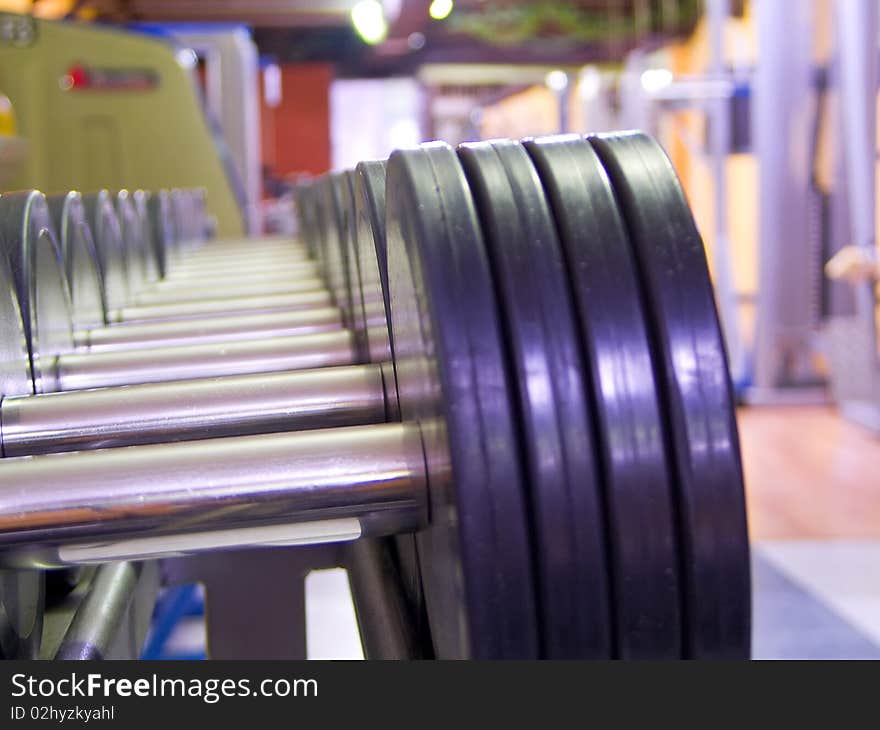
[[386, 142, 539, 658], [458, 139, 612, 658], [47, 192, 109, 328], [588, 131, 751, 658], [354, 160, 391, 365], [524, 135, 682, 658]]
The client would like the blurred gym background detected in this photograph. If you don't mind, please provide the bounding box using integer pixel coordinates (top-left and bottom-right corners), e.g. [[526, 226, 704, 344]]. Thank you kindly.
[[0, 0, 878, 659]]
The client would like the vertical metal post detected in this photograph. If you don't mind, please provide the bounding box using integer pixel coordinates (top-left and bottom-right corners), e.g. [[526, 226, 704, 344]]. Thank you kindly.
[[558, 86, 570, 134], [751, 0, 820, 397], [706, 0, 744, 383], [835, 0, 878, 359]]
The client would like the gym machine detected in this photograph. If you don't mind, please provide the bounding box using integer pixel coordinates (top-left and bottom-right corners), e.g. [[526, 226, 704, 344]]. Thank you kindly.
[[0, 131, 750, 660]]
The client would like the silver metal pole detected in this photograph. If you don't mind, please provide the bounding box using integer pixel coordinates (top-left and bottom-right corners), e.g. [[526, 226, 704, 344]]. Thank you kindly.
[[157, 264, 319, 288], [706, 0, 744, 383], [164, 256, 313, 277], [55, 562, 142, 660], [75, 306, 342, 352], [751, 0, 819, 395], [48, 329, 358, 391], [183, 236, 304, 252], [835, 0, 878, 359], [0, 423, 427, 568], [346, 539, 421, 659], [111, 290, 334, 324], [2, 363, 387, 455], [133, 276, 324, 305], [166, 248, 308, 263]]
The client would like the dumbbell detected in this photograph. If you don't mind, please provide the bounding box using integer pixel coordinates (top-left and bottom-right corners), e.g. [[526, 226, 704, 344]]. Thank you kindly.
[[0, 154, 423, 664], [0, 186, 238, 660], [50, 191, 343, 355], [0, 133, 750, 660], [8, 131, 748, 660], [82, 188, 325, 316], [0, 162, 394, 462], [0, 165, 375, 424], [145, 172, 416, 662], [0, 201, 379, 446], [0, 194, 358, 394], [2, 167, 396, 661], [0, 167, 389, 660], [76, 187, 329, 328], [2, 160, 393, 665]]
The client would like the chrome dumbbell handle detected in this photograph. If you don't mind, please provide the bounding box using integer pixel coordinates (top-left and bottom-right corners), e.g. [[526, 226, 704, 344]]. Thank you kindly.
[[0, 421, 428, 569], [2, 363, 389, 456], [42, 328, 365, 391]]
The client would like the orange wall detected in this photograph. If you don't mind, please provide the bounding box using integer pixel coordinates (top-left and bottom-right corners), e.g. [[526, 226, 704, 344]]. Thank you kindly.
[[262, 63, 332, 180], [479, 86, 560, 140]]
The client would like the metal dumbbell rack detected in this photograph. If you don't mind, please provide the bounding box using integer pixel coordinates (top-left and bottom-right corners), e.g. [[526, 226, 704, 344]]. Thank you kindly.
[[0, 132, 750, 661]]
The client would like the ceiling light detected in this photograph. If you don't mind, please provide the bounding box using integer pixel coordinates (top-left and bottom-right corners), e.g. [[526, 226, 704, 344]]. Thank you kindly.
[[640, 68, 673, 93], [578, 66, 601, 100], [429, 0, 454, 21], [351, 0, 388, 45], [545, 69, 569, 93]]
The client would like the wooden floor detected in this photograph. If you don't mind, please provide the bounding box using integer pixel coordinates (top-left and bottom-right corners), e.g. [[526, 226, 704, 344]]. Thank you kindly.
[[739, 406, 880, 540]]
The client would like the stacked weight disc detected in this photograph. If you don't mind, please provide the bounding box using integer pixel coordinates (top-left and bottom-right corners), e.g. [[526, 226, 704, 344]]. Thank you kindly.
[[296, 132, 750, 659], [0, 131, 750, 661]]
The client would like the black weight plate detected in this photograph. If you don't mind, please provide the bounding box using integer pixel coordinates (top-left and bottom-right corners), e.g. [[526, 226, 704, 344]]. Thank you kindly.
[[320, 174, 354, 327], [294, 181, 317, 257], [524, 135, 682, 658], [458, 139, 612, 658], [83, 191, 128, 313], [0, 191, 74, 394], [115, 190, 146, 295], [588, 132, 750, 658], [0, 228, 31, 402], [353, 160, 392, 365], [0, 199, 43, 660], [169, 188, 187, 250], [344, 170, 364, 354], [48, 192, 107, 329], [351, 159, 430, 657], [169, 188, 202, 250], [340, 171, 359, 332], [149, 189, 175, 276], [175, 188, 203, 245], [147, 189, 174, 278], [309, 181, 330, 277], [386, 142, 539, 658], [309, 189, 324, 261], [191, 188, 208, 242], [133, 190, 161, 283], [301, 179, 324, 258], [314, 174, 336, 287], [316, 179, 331, 275]]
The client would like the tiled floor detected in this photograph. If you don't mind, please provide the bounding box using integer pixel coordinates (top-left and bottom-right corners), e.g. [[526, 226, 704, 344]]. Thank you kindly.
[[742, 405, 880, 658], [739, 406, 880, 539], [753, 543, 880, 659]]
